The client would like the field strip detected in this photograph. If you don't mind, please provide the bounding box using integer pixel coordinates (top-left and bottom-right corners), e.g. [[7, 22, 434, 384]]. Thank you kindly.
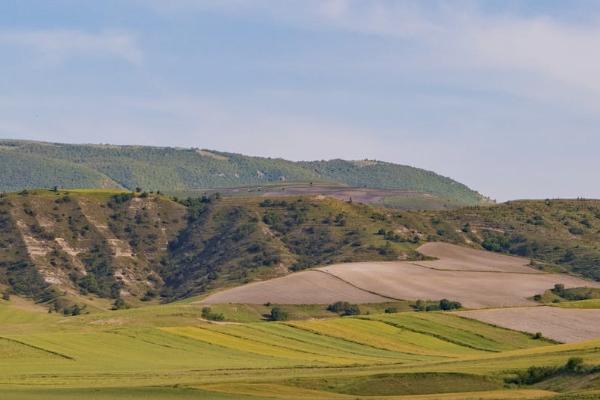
[[360, 318, 498, 353], [187, 325, 374, 364], [197, 382, 557, 400], [455, 307, 600, 343], [241, 324, 404, 361], [313, 269, 404, 301], [0, 336, 74, 360], [283, 321, 456, 359], [408, 262, 545, 275], [161, 326, 364, 365]]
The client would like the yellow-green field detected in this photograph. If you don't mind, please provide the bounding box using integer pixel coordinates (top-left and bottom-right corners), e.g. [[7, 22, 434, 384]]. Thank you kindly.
[[1, 297, 600, 400]]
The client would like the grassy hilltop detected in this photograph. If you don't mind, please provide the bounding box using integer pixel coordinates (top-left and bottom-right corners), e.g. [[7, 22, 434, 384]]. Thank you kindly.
[[0, 139, 487, 208]]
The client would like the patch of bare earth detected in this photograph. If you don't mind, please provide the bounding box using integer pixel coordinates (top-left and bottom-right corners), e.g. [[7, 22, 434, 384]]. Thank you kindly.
[[202, 270, 389, 304], [416, 242, 541, 273], [319, 261, 596, 308], [456, 307, 600, 343], [78, 199, 134, 258], [202, 243, 599, 308]]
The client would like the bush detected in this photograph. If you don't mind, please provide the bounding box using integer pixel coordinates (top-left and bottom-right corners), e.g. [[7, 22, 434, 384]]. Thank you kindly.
[[201, 307, 225, 321], [1, 291, 9, 301], [506, 357, 595, 385], [112, 298, 129, 310], [533, 332, 543, 340], [413, 299, 461, 312], [327, 301, 361, 316], [63, 304, 84, 316], [384, 307, 398, 314], [269, 307, 289, 321], [439, 298, 462, 311]]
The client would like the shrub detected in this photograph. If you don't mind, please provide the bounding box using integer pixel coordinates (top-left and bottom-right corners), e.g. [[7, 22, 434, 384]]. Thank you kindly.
[[533, 332, 543, 340], [327, 301, 361, 316], [112, 298, 129, 310], [439, 298, 462, 311], [384, 307, 397, 314], [506, 357, 594, 385], [414, 299, 426, 311], [2, 291, 10, 301], [269, 307, 289, 321], [201, 307, 225, 321]]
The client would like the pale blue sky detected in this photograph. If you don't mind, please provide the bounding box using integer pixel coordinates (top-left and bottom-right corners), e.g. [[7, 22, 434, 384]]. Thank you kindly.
[[1, 1, 599, 201]]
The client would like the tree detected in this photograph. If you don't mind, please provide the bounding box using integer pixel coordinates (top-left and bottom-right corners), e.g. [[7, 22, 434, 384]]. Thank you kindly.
[[552, 284, 565, 296], [414, 299, 426, 311], [270, 307, 289, 321], [565, 357, 584, 372], [327, 301, 361, 316], [112, 298, 129, 310], [439, 299, 461, 311], [201, 307, 225, 321]]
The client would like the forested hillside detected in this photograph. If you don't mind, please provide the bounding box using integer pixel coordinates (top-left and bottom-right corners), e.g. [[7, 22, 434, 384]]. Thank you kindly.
[[0, 188, 598, 314], [0, 140, 486, 207]]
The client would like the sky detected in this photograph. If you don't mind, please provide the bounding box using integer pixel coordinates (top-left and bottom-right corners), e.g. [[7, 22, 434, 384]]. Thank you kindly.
[[1, 0, 599, 201]]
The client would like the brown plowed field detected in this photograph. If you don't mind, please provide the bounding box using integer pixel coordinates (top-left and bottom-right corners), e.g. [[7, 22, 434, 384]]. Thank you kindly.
[[416, 242, 541, 273], [202, 270, 389, 305], [202, 244, 600, 308], [456, 307, 600, 343]]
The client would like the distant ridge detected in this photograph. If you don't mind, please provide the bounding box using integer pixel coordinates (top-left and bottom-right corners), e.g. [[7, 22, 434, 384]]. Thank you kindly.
[[0, 139, 486, 207]]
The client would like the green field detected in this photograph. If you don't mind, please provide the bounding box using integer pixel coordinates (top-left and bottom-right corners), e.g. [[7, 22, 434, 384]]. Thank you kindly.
[[1, 296, 600, 400]]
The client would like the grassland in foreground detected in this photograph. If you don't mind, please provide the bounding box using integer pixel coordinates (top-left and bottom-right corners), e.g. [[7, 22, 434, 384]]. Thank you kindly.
[[2, 295, 600, 400]]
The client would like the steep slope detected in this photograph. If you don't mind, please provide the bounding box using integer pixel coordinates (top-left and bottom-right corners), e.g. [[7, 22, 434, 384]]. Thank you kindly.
[[0, 139, 486, 207], [0, 190, 424, 310]]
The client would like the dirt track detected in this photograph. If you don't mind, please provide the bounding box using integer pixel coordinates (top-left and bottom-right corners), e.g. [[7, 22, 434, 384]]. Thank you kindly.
[[456, 307, 600, 343], [202, 243, 600, 308]]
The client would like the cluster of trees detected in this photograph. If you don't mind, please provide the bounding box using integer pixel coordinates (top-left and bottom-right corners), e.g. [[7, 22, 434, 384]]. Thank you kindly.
[[506, 357, 595, 385], [201, 306, 225, 321], [269, 306, 289, 321], [549, 284, 599, 301], [327, 301, 361, 316], [413, 299, 462, 312]]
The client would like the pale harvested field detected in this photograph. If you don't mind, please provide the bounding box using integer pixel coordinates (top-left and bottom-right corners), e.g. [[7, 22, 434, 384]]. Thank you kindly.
[[202, 270, 389, 304], [320, 262, 596, 308], [416, 242, 540, 273], [203, 244, 600, 308], [456, 306, 600, 343]]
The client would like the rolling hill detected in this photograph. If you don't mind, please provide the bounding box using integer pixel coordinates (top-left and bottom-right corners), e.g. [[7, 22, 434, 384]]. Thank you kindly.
[[1, 189, 599, 315], [0, 139, 487, 208]]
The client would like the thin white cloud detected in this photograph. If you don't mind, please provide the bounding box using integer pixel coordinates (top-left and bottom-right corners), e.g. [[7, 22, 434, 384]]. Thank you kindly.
[[0, 29, 142, 65], [145, 1, 600, 104]]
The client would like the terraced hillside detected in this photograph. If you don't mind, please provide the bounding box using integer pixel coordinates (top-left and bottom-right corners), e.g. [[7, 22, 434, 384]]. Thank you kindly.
[[0, 139, 487, 208], [1, 294, 600, 400]]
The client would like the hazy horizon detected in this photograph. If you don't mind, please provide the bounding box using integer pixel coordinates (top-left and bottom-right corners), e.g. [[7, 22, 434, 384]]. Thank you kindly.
[[2, 1, 600, 201]]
